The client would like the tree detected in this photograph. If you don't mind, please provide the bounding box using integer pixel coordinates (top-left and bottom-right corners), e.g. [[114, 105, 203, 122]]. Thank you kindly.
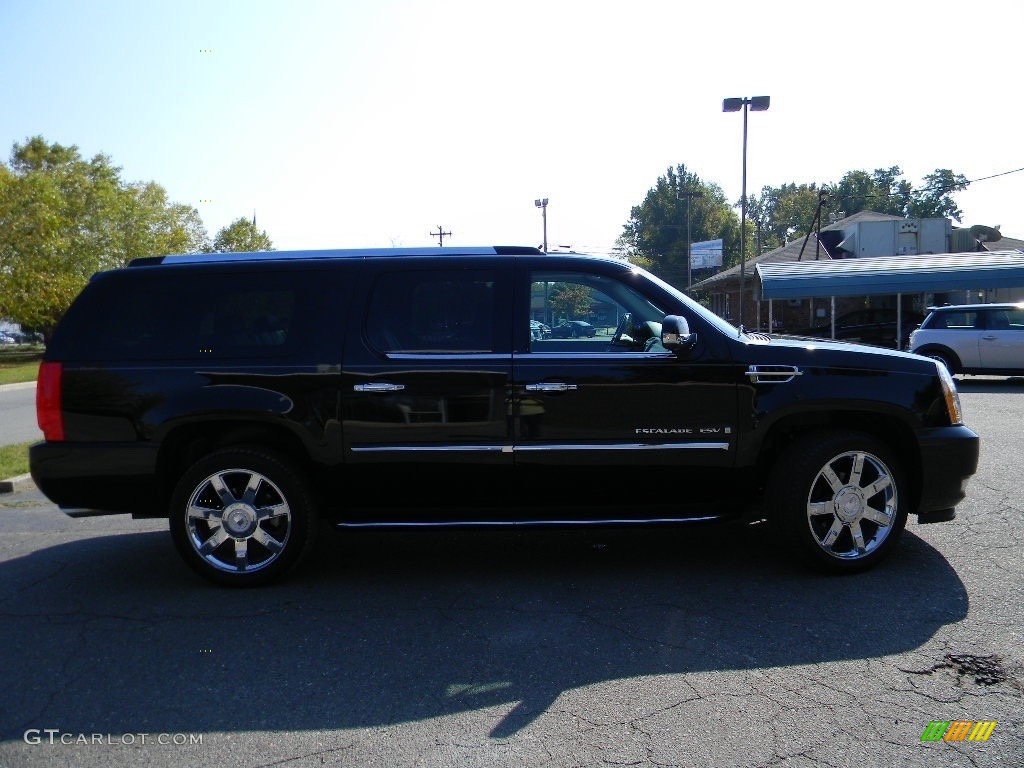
[[548, 283, 593, 320], [748, 166, 970, 248], [907, 169, 969, 221], [746, 182, 825, 251], [617, 164, 738, 289], [212, 217, 274, 252], [0, 136, 209, 339]]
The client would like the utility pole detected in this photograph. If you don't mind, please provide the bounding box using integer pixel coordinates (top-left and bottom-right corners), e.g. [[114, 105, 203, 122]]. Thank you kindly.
[[677, 189, 702, 290], [430, 225, 451, 247]]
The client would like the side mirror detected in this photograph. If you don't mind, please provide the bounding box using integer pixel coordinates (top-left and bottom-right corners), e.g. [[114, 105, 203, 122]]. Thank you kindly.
[[661, 314, 696, 352]]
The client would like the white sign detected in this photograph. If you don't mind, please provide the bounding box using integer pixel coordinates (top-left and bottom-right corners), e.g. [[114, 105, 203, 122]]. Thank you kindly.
[[690, 239, 723, 269]]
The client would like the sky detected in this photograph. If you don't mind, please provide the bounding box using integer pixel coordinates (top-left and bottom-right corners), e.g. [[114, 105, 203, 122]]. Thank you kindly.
[[2, 0, 1022, 257]]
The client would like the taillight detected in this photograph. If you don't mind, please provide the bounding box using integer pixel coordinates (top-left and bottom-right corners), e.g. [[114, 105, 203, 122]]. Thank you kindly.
[[36, 361, 65, 442]]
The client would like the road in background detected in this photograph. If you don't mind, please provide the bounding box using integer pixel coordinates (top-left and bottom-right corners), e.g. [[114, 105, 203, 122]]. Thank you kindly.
[[0, 382, 40, 447]]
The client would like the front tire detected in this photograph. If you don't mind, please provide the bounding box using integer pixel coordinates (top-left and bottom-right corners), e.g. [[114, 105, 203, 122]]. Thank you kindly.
[[169, 448, 318, 587], [767, 431, 907, 573], [927, 351, 957, 375]]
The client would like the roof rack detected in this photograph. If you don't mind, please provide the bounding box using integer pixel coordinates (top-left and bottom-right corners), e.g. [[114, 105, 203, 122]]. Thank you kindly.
[[129, 245, 543, 267]]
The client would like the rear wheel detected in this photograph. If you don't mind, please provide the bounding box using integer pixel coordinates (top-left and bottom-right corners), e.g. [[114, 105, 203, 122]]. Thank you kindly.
[[767, 431, 907, 573], [169, 448, 318, 587]]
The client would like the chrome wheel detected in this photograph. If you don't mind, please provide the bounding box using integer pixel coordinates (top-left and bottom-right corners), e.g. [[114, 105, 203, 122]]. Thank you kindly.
[[170, 448, 317, 586], [767, 431, 907, 573], [805, 450, 897, 560], [185, 468, 291, 573]]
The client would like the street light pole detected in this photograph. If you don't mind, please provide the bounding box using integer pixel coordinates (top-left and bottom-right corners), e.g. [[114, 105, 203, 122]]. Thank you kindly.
[[677, 190, 701, 290], [534, 198, 548, 253], [722, 95, 770, 327]]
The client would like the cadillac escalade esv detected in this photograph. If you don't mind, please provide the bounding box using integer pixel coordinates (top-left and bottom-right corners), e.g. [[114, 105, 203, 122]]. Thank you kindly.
[[30, 246, 980, 586]]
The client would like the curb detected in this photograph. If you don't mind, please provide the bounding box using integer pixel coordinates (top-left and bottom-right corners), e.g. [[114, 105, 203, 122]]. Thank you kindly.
[[0, 381, 36, 392], [0, 473, 32, 495]]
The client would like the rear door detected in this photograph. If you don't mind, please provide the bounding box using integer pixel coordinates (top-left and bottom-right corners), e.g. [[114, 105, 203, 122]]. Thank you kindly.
[[340, 257, 513, 517]]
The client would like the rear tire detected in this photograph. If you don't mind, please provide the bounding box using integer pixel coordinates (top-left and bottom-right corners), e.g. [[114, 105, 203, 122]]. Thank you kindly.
[[169, 447, 318, 587], [767, 431, 907, 573]]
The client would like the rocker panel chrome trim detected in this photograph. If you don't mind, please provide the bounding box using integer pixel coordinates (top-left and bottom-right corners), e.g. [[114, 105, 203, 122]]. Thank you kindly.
[[351, 442, 730, 453]]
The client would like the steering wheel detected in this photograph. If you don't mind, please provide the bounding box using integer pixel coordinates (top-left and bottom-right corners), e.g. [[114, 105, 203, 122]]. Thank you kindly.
[[610, 312, 634, 347]]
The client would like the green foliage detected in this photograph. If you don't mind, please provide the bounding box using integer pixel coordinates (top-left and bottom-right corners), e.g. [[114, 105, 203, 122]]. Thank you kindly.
[[747, 182, 824, 251], [0, 136, 210, 339], [212, 217, 274, 253], [750, 166, 970, 247], [617, 164, 738, 289], [907, 169, 969, 220], [548, 283, 593, 320]]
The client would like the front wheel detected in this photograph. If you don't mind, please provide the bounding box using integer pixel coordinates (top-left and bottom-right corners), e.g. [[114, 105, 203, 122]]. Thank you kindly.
[[927, 351, 956, 375], [767, 431, 907, 573], [169, 448, 318, 587]]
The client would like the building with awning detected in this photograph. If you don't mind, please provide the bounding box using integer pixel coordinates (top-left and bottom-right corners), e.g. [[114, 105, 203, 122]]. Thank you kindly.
[[690, 211, 1024, 343], [756, 250, 1024, 300]]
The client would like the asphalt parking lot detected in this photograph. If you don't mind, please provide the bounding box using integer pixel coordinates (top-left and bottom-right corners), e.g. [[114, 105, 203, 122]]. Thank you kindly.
[[0, 378, 1021, 768]]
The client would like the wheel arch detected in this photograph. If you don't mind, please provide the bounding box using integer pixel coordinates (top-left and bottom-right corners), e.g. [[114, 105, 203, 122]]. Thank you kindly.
[[911, 344, 962, 374], [754, 410, 923, 514], [152, 420, 322, 517]]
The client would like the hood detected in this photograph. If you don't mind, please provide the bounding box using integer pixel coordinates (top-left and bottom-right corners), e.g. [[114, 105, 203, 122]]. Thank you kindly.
[[749, 333, 939, 374]]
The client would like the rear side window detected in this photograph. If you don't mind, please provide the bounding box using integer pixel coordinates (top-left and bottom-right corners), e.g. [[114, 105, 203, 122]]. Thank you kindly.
[[53, 268, 321, 361], [365, 269, 498, 354], [925, 310, 979, 330]]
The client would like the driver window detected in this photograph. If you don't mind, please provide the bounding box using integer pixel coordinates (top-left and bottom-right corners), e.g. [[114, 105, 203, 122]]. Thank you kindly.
[[528, 271, 665, 353]]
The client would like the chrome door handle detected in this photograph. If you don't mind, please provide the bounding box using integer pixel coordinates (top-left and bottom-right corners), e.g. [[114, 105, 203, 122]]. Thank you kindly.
[[354, 383, 406, 392], [525, 382, 578, 392]]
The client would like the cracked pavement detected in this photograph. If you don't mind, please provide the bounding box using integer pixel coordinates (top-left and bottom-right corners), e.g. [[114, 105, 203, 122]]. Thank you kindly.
[[0, 378, 1021, 767]]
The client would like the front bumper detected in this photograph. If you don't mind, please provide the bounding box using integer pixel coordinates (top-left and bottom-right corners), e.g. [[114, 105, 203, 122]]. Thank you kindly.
[[916, 425, 980, 515]]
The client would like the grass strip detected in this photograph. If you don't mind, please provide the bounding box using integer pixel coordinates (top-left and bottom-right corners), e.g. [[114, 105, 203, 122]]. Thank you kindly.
[[0, 442, 32, 480]]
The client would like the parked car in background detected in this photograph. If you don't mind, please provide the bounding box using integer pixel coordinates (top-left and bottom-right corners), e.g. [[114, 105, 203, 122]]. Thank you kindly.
[[792, 308, 924, 348], [909, 303, 1024, 376], [530, 320, 551, 340], [551, 319, 596, 338]]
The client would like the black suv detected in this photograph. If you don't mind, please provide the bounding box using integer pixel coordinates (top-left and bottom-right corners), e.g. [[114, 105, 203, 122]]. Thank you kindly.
[[30, 246, 979, 586]]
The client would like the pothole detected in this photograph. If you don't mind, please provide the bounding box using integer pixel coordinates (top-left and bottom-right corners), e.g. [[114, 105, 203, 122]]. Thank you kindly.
[[901, 653, 1008, 686], [943, 654, 1007, 686]]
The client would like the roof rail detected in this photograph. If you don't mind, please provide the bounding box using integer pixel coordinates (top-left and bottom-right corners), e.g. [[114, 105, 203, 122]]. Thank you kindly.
[[129, 245, 544, 267]]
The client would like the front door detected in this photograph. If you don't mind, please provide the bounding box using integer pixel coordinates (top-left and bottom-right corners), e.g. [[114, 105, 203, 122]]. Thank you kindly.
[[510, 265, 739, 519]]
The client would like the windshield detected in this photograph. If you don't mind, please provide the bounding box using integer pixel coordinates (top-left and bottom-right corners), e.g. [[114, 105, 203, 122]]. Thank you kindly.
[[627, 263, 743, 337]]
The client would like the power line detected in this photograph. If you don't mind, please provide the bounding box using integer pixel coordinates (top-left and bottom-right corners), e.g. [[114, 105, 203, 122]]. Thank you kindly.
[[965, 166, 1024, 185]]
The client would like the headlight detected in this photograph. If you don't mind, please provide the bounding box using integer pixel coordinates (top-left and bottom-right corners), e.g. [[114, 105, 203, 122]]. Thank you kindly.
[[936, 361, 964, 425]]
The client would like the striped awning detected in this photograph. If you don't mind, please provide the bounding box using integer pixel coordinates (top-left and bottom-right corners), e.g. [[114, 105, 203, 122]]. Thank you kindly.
[[756, 250, 1024, 299]]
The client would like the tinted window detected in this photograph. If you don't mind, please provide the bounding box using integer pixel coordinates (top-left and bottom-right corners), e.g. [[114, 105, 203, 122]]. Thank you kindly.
[[56, 268, 318, 361], [926, 310, 980, 330], [985, 309, 1024, 330], [529, 271, 665, 352], [366, 270, 498, 354]]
